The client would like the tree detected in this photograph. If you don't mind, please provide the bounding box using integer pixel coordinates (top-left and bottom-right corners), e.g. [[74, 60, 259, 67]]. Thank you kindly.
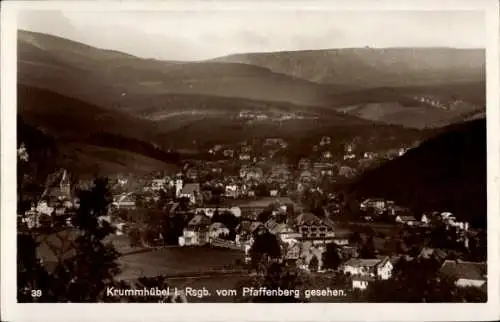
[[322, 243, 342, 271], [53, 177, 121, 302], [253, 262, 305, 303], [128, 227, 142, 248], [212, 211, 239, 240], [257, 209, 273, 223], [249, 232, 281, 269], [308, 256, 319, 272]]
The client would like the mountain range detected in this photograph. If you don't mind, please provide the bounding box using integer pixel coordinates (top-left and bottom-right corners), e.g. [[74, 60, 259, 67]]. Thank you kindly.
[[19, 30, 485, 129]]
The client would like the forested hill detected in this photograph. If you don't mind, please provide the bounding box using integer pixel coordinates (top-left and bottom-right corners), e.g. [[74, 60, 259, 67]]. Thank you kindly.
[[347, 118, 486, 228]]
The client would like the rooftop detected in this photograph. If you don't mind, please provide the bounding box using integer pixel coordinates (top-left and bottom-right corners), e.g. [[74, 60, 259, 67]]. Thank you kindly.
[[343, 258, 386, 268], [440, 260, 486, 281]]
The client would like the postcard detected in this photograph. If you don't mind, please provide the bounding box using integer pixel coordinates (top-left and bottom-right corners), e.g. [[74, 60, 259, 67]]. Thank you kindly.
[[1, 0, 499, 321]]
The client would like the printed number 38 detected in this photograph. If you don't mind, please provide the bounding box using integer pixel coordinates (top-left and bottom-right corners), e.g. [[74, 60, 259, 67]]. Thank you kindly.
[[31, 289, 42, 297]]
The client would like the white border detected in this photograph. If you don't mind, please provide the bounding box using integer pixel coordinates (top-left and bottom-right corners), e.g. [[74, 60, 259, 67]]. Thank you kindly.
[[2, 1, 499, 321]]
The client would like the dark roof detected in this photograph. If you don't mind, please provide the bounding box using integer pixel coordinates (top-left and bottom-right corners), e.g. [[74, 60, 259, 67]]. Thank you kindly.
[[187, 214, 210, 227], [419, 247, 447, 260], [440, 260, 486, 281], [397, 215, 417, 221]]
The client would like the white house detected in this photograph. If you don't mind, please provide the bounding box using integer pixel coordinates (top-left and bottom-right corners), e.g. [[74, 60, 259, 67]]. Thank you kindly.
[[269, 189, 279, 197], [225, 184, 239, 199], [352, 275, 374, 290], [112, 193, 136, 210], [179, 214, 210, 246], [420, 214, 431, 225], [342, 257, 393, 280], [36, 201, 54, 216]]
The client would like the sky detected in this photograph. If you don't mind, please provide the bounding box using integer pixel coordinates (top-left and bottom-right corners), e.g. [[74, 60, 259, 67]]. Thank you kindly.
[[17, 10, 486, 61]]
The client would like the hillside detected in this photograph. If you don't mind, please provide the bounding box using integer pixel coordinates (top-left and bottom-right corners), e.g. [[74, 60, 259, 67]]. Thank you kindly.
[[18, 117, 178, 180], [215, 47, 485, 87], [18, 30, 348, 109], [18, 84, 159, 143], [17, 86, 181, 177], [347, 118, 486, 228]]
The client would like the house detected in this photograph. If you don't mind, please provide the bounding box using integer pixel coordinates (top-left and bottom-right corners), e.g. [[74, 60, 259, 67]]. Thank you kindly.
[[265, 219, 300, 243], [352, 275, 374, 290], [22, 207, 40, 229], [112, 193, 136, 210], [208, 222, 230, 239], [151, 178, 167, 191], [360, 198, 386, 212], [420, 213, 435, 225], [299, 170, 314, 183], [319, 136, 331, 146], [239, 153, 251, 161], [179, 214, 211, 246], [240, 166, 264, 181], [342, 257, 393, 281], [36, 200, 54, 216], [268, 166, 291, 183], [235, 220, 268, 249], [294, 212, 334, 239], [331, 228, 351, 246], [440, 212, 456, 222], [223, 149, 235, 158], [320, 168, 334, 177], [439, 260, 487, 288], [269, 189, 279, 197], [179, 183, 202, 204], [225, 184, 239, 199], [395, 215, 418, 226], [363, 152, 378, 160]]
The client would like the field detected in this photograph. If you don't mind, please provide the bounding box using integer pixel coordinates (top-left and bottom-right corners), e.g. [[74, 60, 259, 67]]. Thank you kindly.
[[115, 246, 245, 280]]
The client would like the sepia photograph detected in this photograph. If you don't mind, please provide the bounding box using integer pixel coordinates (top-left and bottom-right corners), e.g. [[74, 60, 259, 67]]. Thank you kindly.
[[1, 0, 499, 321]]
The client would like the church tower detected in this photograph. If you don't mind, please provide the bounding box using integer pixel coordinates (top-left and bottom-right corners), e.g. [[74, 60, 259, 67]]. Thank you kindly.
[[60, 169, 71, 199]]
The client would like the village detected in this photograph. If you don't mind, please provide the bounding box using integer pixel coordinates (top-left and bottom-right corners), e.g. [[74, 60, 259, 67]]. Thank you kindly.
[[18, 135, 487, 299]]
